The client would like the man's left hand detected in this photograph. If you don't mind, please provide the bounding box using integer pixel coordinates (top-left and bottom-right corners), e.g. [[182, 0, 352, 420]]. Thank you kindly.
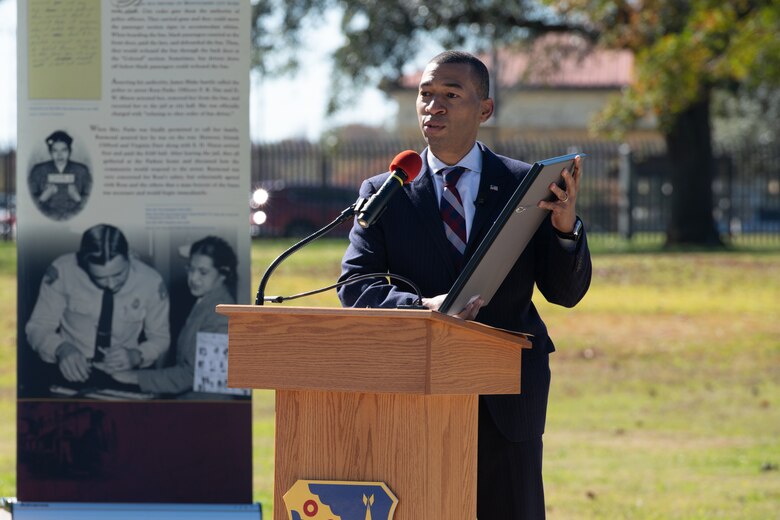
[[422, 294, 484, 321], [538, 154, 583, 234]]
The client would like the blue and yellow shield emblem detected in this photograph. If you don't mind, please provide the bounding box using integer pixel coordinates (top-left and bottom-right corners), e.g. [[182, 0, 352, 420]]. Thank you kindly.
[[283, 480, 398, 520]]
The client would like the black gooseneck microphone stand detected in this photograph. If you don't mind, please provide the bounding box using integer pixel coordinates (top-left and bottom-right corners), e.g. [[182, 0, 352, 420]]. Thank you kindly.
[[254, 199, 425, 308], [255, 200, 362, 305]]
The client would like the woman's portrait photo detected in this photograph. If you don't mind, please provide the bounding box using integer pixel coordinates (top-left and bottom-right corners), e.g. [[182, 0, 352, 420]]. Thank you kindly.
[[28, 130, 93, 221]]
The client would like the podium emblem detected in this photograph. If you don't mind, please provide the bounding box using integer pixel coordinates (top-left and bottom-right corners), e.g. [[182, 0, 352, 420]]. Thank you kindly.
[[283, 480, 398, 520]]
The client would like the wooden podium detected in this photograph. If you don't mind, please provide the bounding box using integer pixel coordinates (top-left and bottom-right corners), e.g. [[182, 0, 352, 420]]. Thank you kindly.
[[218, 305, 531, 520]]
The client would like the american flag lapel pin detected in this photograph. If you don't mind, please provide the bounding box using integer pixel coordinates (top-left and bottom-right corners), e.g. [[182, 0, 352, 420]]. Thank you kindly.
[[490, 185, 499, 191]]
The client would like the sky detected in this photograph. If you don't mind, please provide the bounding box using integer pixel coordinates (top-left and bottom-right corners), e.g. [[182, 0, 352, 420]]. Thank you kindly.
[[0, 0, 15, 149], [248, 8, 402, 142], [0, 0, 404, 149]]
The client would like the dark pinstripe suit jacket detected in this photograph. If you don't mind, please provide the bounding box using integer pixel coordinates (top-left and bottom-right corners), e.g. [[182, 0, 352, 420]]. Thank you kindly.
[[338, 142, 592, 441]]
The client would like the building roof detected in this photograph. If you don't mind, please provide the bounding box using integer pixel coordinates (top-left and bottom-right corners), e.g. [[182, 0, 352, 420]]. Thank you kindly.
[[398, 34, 634, 91]]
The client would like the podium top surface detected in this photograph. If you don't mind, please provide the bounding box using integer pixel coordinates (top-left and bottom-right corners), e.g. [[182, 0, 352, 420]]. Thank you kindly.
[[217, 305, 530, 345], [219, 305, 530, 395]]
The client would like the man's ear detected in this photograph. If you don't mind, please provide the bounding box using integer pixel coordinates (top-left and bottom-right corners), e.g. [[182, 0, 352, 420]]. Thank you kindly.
[[479, 98, 494, 122]]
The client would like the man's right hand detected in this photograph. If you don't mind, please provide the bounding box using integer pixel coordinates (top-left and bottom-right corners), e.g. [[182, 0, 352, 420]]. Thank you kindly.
[[55, 342, 90, 382]]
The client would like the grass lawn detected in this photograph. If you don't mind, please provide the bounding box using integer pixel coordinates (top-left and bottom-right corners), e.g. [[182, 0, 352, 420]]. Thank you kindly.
[[2, 238, 779, 518]]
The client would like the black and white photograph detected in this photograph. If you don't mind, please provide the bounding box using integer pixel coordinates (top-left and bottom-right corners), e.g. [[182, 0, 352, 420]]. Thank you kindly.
[[27, 130, 93, 221], [20, 224, 247, 401]]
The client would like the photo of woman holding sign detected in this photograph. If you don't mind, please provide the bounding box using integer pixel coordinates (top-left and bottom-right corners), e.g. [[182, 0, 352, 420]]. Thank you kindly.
[[28, 130, 93, 221]]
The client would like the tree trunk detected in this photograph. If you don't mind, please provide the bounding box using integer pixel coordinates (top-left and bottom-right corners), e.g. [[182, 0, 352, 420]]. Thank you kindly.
[[664, 96, 723, 247]]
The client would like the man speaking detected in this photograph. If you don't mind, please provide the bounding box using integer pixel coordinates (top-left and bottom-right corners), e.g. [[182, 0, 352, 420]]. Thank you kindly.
[[338, 51, 592, 519]]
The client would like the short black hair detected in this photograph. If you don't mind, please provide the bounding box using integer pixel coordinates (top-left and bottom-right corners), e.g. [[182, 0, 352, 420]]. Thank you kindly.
[[77, 224, 129, 270], [46, 130, 73, 152], [428, 51, 490, 100]]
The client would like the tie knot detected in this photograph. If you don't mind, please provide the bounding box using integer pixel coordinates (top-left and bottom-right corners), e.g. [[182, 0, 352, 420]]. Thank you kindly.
[[439, 166, 466, 188]]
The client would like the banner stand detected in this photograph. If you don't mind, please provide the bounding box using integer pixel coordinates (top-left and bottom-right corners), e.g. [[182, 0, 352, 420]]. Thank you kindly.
[[2, 499, 262, 519], [16, 0, 253, 507]]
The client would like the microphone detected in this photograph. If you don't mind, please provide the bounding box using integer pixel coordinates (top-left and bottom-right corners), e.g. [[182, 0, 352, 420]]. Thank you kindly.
[[356, 150, 422, 228], [256, 151, 422, 305]]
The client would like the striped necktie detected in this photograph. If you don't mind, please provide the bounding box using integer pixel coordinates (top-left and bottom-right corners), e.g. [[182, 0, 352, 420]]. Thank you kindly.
[[438, 166, 467, 269]]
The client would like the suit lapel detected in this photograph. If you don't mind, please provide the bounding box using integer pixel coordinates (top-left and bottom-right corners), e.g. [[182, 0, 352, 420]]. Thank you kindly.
[[465, 145, 516, 258]]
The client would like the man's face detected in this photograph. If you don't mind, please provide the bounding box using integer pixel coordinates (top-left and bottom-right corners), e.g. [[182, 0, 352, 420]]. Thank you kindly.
[[86, 255, 130, 293], [417, 62, 494, 165]]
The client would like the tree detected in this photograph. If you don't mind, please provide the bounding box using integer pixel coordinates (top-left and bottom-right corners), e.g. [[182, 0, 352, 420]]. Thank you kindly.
[[251, 1, 580, 111], [565, 0, 780, 246], [251, 0, 780, 246]]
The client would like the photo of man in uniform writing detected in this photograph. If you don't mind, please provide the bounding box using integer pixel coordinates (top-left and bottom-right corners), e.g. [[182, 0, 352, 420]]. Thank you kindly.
[[25, 224, 170, 395]]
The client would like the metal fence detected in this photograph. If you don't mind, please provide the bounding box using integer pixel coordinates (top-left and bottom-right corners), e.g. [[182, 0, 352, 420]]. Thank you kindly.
[[251, 138, 780, 246], [3, 138, 779, 245]]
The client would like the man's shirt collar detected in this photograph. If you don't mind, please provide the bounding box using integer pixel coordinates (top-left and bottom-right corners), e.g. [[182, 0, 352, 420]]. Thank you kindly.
[[426, 142, 482, 176]]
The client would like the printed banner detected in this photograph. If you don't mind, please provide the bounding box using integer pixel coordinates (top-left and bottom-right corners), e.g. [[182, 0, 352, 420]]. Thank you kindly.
[[16, 0, 252, 503]]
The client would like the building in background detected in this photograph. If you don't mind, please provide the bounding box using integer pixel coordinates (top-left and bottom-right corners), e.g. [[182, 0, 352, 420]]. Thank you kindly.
[[385, 34, 658, 144]]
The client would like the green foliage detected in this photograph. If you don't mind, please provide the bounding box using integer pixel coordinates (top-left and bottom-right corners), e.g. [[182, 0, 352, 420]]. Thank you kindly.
[[249, 0, 780, 244], [250, 0, 573, 113], [560, 0, 780, 134], [560, 1, 780, 245], [252, 0, 780, 129]]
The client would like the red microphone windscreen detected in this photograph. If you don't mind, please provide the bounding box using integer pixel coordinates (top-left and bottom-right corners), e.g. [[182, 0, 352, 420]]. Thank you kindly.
[[389, 150, 423, 184]]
